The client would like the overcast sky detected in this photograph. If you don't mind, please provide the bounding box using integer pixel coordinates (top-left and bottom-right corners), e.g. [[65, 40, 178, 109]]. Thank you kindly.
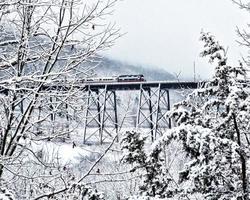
[[103, 0, 250, 79]]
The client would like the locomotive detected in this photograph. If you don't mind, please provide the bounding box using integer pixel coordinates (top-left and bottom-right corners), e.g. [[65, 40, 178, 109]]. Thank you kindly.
[[81, 74, 146, 83], [117, 74, 145, 82]]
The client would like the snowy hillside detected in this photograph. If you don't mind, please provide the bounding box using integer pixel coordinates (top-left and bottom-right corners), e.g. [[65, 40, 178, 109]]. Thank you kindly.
[[88, 56, 175, 81]]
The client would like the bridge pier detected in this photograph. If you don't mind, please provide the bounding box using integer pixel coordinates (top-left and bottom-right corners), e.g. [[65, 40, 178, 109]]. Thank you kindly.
[[136, 83, 171, 141], [83, 85, 119, 144]]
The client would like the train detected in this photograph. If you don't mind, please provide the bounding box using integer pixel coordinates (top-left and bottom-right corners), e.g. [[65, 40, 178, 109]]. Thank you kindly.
[[80, 74, 146, 83]]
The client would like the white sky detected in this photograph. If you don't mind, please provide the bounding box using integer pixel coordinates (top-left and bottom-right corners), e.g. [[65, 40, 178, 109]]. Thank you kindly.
[[103, 0, 250, 79]]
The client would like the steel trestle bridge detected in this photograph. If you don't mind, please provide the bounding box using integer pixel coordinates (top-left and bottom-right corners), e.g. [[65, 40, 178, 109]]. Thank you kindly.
[[0, 80, 202, 144], [82, 81, 201, 144]]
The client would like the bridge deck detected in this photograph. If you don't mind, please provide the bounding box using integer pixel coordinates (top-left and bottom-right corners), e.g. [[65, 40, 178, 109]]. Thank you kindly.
[[84, 81, 203, 91], [0, 81, 204, 94]]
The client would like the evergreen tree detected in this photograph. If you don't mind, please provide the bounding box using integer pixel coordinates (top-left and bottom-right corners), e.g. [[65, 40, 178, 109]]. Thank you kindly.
[[160, 32, 250, 199], [122, 32, 250, 199], [121, 132, 175, 198]]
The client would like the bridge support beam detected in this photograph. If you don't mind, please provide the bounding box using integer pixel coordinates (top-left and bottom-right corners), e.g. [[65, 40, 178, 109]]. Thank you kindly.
[[136, 83, 171, 141], [83, 85, 119, 144]]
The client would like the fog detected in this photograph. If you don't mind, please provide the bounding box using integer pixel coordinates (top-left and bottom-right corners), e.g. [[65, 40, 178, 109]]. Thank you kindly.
[[104, 0, 250, 79]]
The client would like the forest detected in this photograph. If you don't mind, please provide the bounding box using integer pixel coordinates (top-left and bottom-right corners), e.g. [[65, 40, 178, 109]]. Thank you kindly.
[[0, 0, 250, 200]]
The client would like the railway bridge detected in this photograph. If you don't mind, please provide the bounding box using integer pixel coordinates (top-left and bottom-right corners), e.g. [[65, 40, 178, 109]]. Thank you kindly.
[[82, 81, 202, 144], [0, 79, 202, 144]]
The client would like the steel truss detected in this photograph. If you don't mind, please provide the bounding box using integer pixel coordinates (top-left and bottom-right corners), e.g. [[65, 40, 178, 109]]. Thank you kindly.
[[83, 85, 118, 144], [136, 83, 171, 141], [83, 83, 171, 144]]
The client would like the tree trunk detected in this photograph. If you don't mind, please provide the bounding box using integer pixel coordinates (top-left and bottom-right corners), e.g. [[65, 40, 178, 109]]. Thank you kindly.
[[233, 113, 248, 199]]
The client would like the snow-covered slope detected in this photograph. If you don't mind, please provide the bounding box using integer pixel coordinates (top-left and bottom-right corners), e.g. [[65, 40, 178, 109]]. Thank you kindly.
[[92, 56, 175, 81]]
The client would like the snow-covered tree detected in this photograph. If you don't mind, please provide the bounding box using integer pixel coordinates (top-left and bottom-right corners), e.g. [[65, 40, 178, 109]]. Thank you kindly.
[[161, 32, 250, 199], [0, 0, 120, 199], [0, 186, 15, 200], [121, 131, 176, 198], [122, 32, 250, 199]]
